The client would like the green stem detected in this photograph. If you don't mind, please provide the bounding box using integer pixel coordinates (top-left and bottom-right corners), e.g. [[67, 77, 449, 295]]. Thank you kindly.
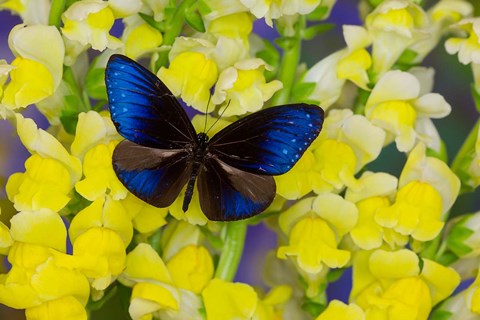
[[214, 220, 248, 281], [48, 0, 66, 27], [271, 16, 306, 106], [451, 118, 480, 173], [154, 0, 196, 71]]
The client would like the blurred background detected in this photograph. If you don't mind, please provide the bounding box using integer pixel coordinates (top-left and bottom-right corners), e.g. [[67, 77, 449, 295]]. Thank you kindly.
[[1, 0, 479, 319]]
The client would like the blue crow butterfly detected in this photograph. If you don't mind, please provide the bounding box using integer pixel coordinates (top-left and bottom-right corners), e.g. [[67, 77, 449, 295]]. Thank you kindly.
[[105, 54, 324, 221]]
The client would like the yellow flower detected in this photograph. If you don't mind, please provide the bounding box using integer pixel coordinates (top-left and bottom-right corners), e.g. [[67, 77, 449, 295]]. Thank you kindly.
[[25, 296, 87, 320], [275, 149, 316, 199], [429, 0, 473, 25], [15, 114, 82, 184], [9, 209, 67, 252], [366, 0, 429, 77], [241, 0, 323, 27], [8, 24, 64, 88], [301, 109, 385, 193], [0, 0, 50, 24], [376, 180, 444, 242], [0, 242, 90, 310], [212, 58, 282, 116], [70, 227, 127, 290], [253, 285, 292, 320], [166, 245, 214, 294], [119, 243, 180, 319], [381, 143, 460, 242], [70, 111, 119, 159], [6, 154, 72, 212], [121, 193, 168, 234], [316, 300, 365, 320], [346, 172, 406, 249], [158, 51, 218, 112], [446, 18, 480, 65], [123, 16, 163, 59], [1, 24, 64, 115], [365, 71, 451, 152], [161, 220, 203, 261], [69, 196, 133, 246], [337, 25, 372, 90], [108, 0, 142, 18], [0, 210, 13, 255], [277, 216, 351, 274], [351, 249, 460, 319], [202, 278, 258, 320], [277, 195, 356, 280], [408, 0, 473, 63], [1, 58, 54, 111], [62, 0, 122, 52], [75, 141, 127, 201]]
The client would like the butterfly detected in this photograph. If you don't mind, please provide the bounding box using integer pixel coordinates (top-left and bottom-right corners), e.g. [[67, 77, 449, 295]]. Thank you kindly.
[[105, 54, 324, 221]]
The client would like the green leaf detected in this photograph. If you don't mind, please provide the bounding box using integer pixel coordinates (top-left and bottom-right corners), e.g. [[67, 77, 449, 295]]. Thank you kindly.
[[426, 139, 448, 163], [185, 3, 206, 33], [395, 49, 419, 70], [418, 255, 424, 272], [326, 268, 345, 282], [197, 0, 212, 16], [60, 109, 80, 135], [291, 82, 316, 102], [368, 0, 384, 7], [256, 39, 280, 67], [301, 23, 334, 40], [437, 251, 459, 265], [307, 5, 329, 21], [302, 301, 326, 317], [471, 84, 480, 113], [450, 223, 475, 241], [116, 283, 133, 315], [275, 36, 296, 50], [87, 285, 117, 311], [447, 239, 473, 256], [85, 67, 107, 100], [430, 309, 454, 320], [139, 12, 165, 32], [199, 226, 224, 250]]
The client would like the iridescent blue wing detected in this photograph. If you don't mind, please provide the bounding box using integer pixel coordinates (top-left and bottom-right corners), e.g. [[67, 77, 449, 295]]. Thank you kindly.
[[105, 54, 196, 149], [208, 104, 324, 175], [197, 157, 275, 221], [112, 140, 191, 207]]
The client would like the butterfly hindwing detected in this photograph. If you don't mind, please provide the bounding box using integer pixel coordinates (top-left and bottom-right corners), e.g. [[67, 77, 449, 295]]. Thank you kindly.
[[106, 54, 196, 149], [208, 104, 324, 175], [113, 140, 192, 207], [197, 157, 276, 221]]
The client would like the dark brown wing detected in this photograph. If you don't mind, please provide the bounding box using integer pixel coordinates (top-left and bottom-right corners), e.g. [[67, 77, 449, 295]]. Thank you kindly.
[[113, 140, 192, 207], [197, 156, 275, 221]]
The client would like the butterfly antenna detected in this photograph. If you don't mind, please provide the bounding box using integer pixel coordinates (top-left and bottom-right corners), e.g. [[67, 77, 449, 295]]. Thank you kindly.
[[205, 99, 231, 135], [203, 94, 212, 133]]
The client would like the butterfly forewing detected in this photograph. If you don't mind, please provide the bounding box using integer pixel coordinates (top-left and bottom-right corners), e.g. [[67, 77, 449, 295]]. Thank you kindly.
[[197, 157, 276, 221], [208, 104, 324, 175], [106, 54, 196, 149], [113, 140, 192, 207]]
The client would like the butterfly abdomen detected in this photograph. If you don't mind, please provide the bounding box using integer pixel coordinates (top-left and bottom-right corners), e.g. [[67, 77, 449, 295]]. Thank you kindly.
[[183, 133, 210, 212]]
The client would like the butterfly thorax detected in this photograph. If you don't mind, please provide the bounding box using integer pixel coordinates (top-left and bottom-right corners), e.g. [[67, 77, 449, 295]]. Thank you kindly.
[[182, 132, 210, 212]]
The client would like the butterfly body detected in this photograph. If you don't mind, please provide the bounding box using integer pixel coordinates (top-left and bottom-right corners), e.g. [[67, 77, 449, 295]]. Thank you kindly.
[[183, 132, 210, 212], [106, 54, 324, 221]]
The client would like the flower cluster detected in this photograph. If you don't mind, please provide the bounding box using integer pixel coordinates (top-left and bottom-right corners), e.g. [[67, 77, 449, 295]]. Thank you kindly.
[[0, 0, 479, 319]]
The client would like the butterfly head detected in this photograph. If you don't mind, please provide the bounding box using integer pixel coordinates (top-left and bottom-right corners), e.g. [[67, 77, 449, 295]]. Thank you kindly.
[[197, 132, 209, 144]]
